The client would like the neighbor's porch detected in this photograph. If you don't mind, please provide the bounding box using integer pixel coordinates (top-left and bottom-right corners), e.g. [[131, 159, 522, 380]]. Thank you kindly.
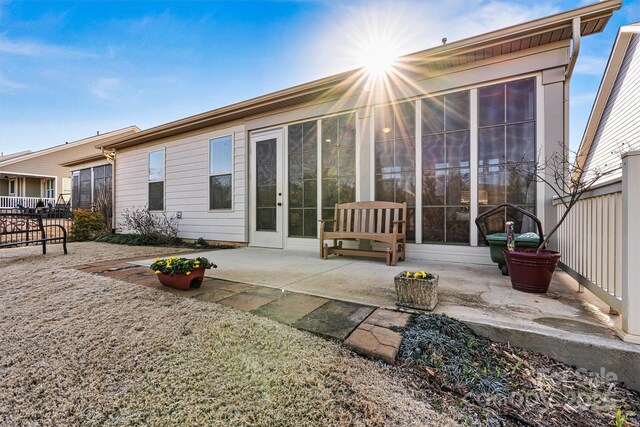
[[0, 173, 60, 208]]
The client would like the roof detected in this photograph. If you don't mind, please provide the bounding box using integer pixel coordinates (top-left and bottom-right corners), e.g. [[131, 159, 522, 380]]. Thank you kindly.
[[60, 153, 110, 168], [99, 0, 622, 151], [0, 126, 140, 168], [574, 22, 640, 178], [0, 150, 32, 162]]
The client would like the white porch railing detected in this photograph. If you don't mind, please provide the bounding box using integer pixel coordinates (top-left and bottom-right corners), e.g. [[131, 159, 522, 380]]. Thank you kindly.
[[554, 150, 640, 344], [0, 196, 56, 209], [554, 180, 623, 311]]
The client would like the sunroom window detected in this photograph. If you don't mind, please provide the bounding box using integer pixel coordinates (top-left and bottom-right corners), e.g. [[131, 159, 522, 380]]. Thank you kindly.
[[478, 78, 537, 235], [322, 113, 356, 230], [374, 101, 416, 241], [288, 121, 318, 237], [422, 91, 471, 244]]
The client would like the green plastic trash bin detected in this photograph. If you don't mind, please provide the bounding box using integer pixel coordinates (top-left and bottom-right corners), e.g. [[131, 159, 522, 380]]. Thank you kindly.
[[475, 204, 544, 276]]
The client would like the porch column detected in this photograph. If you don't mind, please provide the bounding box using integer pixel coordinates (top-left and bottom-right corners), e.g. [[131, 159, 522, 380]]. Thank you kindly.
[[619, 150, 640, 343]]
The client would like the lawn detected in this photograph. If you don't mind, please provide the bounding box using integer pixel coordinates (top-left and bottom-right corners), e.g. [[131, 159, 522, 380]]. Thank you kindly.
[[0, 243, 453, 426]]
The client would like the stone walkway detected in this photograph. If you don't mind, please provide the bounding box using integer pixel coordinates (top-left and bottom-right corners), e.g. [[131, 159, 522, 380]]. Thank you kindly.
[[72, 260, 411, 364]]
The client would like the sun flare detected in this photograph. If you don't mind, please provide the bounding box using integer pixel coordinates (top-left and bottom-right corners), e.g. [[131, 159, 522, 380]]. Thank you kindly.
[[356, 37, 399, 77]]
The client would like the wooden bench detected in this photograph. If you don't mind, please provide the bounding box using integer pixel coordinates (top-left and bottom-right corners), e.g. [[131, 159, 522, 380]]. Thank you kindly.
[[0, 212, 68, 254], [319, 201, 407, 266]]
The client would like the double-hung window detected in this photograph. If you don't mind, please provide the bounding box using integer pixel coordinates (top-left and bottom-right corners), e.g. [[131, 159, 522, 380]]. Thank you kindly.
[[209, 135, 233, 210], [148, 150, 165, 211], [44, 178, 55, 198]]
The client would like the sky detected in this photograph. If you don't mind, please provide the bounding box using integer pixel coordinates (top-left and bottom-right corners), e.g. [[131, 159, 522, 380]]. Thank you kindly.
[[0, 0, 639, 155]]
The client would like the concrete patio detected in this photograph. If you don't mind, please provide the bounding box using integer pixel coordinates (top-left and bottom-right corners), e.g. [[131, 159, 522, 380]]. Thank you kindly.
[[134, 246, 640, 389]]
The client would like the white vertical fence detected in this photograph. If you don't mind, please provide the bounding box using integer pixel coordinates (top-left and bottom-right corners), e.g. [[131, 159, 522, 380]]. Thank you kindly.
[[554, 180, 623, 311], [555, 150, 640, 343], [0, 196, 57, 209]]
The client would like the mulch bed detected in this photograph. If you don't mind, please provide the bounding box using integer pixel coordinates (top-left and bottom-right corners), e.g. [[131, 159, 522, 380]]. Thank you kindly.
[[396, 314, 639, 426]]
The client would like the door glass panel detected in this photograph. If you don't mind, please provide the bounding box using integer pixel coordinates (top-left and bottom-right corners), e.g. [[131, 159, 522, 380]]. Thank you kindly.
[[255, 138, 277, 231]]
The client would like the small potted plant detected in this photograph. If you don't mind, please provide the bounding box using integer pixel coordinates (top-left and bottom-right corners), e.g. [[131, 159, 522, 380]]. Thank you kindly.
[[149, 256, 217, 291], [394, 270, 439, 311]]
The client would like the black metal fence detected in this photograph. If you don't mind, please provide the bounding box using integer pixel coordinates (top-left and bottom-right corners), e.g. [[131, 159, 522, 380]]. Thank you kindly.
[[0, 208, 72, 248]]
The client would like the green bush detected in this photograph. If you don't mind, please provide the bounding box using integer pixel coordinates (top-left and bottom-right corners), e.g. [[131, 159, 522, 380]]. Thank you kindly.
[[72, 209, 105, 241]]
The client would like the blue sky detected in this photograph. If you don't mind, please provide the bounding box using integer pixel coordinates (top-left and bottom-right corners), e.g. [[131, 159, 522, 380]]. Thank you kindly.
[[0, 0, 638, 154]]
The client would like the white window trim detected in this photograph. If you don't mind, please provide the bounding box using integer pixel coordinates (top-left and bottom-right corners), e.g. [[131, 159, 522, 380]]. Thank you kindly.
[[148, 148, 166, 212], [208, 134, 235, 212]]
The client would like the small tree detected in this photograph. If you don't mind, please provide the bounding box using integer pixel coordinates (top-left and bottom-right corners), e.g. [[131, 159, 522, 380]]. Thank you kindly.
[[510, 143, 625, 252], [94, 185, 113, 233]]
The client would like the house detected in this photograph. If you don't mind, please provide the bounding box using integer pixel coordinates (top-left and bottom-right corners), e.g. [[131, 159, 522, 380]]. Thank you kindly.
[[575, 22, 640, 182], [95, 1, 621, 264], [0, 126, 139, 209]]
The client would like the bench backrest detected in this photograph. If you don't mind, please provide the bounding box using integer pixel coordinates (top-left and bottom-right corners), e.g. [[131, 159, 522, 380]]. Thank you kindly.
[[332, 201, 407, 235], [0, 213, 45, 243]]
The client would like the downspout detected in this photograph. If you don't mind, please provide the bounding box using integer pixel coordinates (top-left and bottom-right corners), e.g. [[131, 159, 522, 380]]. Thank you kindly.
[[564, 17, 581, 188]]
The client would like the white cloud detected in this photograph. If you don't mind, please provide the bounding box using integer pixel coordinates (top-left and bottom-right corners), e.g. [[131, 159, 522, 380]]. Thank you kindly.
[[0, 71, 27, 91], [574, 55, 608, 76], [0, 37, 96, 58], [89, 77, 122, 100]]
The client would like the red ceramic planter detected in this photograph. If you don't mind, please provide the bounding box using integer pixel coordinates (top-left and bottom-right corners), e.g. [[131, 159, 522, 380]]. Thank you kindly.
[[156, 267, 206, 291], [503, 249, 561, 293]]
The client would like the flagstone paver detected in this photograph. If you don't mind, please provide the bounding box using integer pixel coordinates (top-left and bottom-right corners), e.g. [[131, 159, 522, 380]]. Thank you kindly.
[[252, 292, 330, 325], [292, 300, 375, 340], [73, 260, 412, 365], [343, 308, 411, 363]]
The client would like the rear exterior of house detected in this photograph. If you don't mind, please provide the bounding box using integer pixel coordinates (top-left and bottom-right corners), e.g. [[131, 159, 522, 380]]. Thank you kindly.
[[0, 126, 138, 209], [99, 1, 621, 265]]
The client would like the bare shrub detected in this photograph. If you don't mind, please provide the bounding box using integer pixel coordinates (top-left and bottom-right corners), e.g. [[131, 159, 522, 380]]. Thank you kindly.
[[94, 185, 113, 233], [119, 206, 180, 245]]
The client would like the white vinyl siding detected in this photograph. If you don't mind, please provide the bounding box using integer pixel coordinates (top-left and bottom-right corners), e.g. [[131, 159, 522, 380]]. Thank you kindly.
[[585, 34, 640, 181], [115, 124, 247, 242]]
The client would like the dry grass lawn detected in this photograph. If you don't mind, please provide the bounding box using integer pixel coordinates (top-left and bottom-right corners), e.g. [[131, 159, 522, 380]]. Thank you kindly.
[[0, 243, 456, 426]]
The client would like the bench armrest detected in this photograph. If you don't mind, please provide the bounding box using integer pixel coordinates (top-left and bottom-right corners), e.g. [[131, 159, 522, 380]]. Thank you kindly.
[[319, 219, 336, 223]]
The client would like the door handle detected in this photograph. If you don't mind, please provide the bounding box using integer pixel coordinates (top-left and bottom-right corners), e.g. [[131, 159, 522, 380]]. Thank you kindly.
[[277, 202, 282, 206]]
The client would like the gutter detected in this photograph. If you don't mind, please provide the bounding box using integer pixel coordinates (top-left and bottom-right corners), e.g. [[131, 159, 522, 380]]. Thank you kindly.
[[564, 17, 581, 189]]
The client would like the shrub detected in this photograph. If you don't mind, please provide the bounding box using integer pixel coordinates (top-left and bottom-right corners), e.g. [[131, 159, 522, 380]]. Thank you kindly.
[[118, 206, 179, 245], [72, 209, 105, 241]]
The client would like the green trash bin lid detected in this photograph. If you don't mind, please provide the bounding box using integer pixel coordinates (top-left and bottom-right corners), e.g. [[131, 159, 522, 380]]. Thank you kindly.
[[485, 232, 540, 244]]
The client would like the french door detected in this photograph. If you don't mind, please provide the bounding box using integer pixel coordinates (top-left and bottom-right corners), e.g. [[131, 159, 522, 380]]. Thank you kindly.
[[249, 129, 284, 248]]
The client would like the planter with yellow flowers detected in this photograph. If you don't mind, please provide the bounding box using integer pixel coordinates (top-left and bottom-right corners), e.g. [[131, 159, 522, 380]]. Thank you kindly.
[[394, 271, 439, 311], [149, 256, 217, 291]]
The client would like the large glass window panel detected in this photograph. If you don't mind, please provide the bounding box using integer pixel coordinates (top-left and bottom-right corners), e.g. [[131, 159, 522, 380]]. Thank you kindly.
[[210, 136, 233, 175], [422, 171, 445, 205], [321, 114, 356, 230], [445, 91, 470, 131], [478, 126, 504, 166], [506, 78, 535, 123], [79, 169, 91, 208], [289, 120, 318, 237], [423, 207, 445, 242], [422, 96, 445, 134], [445, 131, 470, 168], [446, 207, 470, 243], [421, 90, 470, 244], [478, 78, 536, 233], [375, 101, 416, 241], [478, 84, 505, 127], [506, 122, 535, 163], [148, 150, 164, 182], [422, 135, 445, 170]]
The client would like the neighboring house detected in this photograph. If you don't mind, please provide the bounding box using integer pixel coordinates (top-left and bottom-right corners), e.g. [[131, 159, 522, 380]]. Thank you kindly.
[[96, 1, 620, 264], [575, 22, 640, 182], [0, 126, 139, 209], [60, 153, 113, 210]]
